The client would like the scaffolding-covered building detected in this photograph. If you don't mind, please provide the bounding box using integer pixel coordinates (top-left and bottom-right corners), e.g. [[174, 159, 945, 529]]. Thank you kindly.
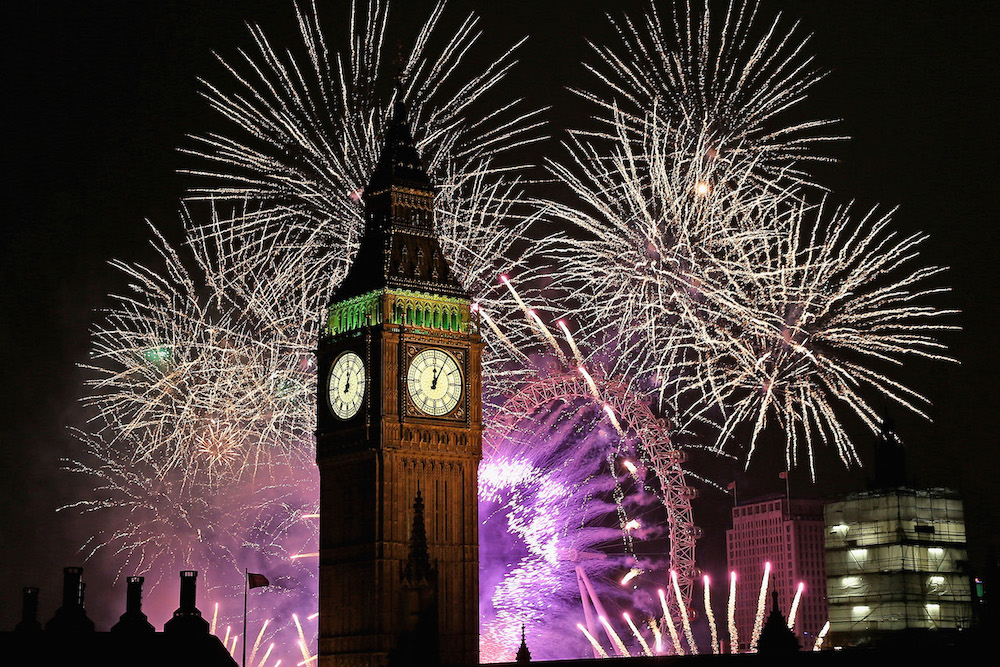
[[825, 486, 973, 643]]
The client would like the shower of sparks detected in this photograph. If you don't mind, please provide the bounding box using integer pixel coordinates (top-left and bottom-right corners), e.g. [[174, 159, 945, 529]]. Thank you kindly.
[[478, 368, 686, 660], [710, 200, 957, 474], [65, 0, 958, 661], [479, 274, 710, 660], [81, 216, 317, 482], [543, 73, 955, 476], [578, 0, 842, 186]]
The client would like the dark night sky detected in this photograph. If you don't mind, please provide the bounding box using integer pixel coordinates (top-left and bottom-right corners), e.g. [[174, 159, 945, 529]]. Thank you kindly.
[[1, 0, 997, 632]]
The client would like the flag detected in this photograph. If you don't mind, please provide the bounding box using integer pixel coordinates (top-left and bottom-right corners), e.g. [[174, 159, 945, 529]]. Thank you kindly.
[[726, 481, 737, 491], [778, 471, 788, 480], [248, 572, 269, 589]]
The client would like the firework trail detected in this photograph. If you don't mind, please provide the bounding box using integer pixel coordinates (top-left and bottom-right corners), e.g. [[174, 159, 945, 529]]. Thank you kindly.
[[657, 587, 684, 655], [704, 574, 719, 654], [727, 570, 738, 652], [750, 561, 771, 652], [813, 620, 830, 651], [787, 581, 804, 630], [600, 615, 631, 657], [671, 569, 698, 654], [248, 619, 271, 667], [577, 624, 611, 659], [623, 612, 653, 657], [648, 617, 663, 653]]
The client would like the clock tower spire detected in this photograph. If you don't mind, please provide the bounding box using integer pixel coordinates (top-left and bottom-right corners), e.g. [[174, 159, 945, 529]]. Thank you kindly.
[[334, 101, 465, 302], [317, 102, 482, 667]]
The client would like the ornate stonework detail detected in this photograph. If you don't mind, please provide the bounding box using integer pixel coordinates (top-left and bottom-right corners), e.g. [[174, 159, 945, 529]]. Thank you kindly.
[[399, 245, 409, 275], [327, 289, 472, 337]]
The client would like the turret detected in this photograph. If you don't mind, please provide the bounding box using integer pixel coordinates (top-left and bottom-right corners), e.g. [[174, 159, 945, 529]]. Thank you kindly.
[[111, 575, 155, 634], [45, 566, 94, 633], [14, 587, 41, 632], [163, 570, 209, 634]]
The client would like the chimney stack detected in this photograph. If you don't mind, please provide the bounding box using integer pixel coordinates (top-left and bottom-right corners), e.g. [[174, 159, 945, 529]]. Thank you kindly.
[[14, 587, 41, 632], [163, 570, 209, 634], [45, 567, 95, 633], [111, 576, 154, 633]]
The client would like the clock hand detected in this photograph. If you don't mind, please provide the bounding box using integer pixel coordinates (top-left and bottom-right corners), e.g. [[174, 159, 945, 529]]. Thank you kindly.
[[431, 365, 439, 390]]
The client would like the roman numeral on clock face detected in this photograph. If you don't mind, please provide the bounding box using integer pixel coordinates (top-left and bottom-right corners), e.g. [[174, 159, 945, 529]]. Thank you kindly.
[[328, 351, 365, 420], [406, 348, 462, 416]]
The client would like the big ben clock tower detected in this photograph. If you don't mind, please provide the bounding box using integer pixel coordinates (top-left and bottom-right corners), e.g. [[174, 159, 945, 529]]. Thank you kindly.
[[316, 102, 482, 667]]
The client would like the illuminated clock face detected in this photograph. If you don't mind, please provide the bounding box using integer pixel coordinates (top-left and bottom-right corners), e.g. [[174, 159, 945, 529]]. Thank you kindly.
[[406, 348, 462, 416], [328, 351, 365, 420]]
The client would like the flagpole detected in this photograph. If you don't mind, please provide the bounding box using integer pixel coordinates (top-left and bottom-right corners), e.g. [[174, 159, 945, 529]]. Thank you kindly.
[[243, 568, 248, 667]]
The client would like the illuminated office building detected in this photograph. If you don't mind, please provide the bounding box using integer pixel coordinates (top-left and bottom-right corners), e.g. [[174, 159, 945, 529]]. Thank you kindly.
[[727, 495, 828, 650]]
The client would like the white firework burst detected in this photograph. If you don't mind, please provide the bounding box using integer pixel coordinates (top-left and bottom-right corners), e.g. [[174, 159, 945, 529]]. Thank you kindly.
[[579, 0, 842, 186], [183, 0, 545, 302], [706, 199, 958, 474], [83, 205, 317, 481], [542, 104, 955, 473]]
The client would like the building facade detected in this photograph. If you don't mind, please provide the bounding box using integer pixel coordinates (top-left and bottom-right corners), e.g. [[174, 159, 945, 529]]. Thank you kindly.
[[825, 487, 972, 643], [726, 496, 828, 651], [316, 103, 482, 667]]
